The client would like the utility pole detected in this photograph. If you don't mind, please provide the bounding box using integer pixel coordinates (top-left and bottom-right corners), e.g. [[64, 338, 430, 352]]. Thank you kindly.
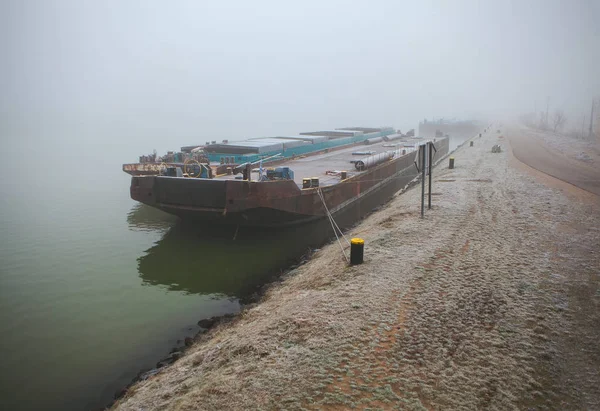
[[590, 99, 595, 139], [582, 114, 586, 139], [545, 96, 550, 128]]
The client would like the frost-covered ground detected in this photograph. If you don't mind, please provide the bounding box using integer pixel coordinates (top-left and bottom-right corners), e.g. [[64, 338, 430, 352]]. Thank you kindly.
[[113, 126, 600, 411]]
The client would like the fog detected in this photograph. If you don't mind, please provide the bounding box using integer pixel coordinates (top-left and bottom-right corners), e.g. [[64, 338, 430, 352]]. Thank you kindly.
[[1, 0, 599, 161]]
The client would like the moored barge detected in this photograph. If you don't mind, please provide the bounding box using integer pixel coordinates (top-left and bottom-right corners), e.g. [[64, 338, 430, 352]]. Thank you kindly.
[[129, 126, 449, 228]]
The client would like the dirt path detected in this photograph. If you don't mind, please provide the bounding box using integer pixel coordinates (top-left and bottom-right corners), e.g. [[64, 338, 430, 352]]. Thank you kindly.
[[112, 126, 600, 410]]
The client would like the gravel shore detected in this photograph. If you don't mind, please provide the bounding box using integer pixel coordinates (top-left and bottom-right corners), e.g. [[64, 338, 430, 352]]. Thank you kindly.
[[112, 126, 600, 410]]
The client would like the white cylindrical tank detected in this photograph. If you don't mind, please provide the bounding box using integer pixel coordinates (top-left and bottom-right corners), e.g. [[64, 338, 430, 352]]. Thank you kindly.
[[384, 133, 403, 142], [354, 151, 395, 170], [363, 137, 384, 145]]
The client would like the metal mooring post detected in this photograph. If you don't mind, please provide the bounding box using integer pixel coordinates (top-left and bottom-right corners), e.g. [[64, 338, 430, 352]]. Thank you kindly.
[[350, 238, 364, 265], [421, 144, 426, 218]]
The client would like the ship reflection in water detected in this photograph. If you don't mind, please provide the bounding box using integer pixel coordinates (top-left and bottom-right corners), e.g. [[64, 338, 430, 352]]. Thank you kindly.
[[127, 204, 327, 299], [127, 203, 178, 232]]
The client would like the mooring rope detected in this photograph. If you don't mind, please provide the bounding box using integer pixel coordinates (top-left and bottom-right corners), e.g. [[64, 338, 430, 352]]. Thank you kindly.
[[317, 187, 350, 245], [317, 187, 349, 262]]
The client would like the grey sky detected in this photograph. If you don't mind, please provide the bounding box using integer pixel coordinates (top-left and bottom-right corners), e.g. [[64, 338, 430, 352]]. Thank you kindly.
[[1, 0, 599, 158]]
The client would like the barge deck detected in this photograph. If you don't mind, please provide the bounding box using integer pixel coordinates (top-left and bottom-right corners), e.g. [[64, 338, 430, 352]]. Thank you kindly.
[[213, 137, 426, 187]]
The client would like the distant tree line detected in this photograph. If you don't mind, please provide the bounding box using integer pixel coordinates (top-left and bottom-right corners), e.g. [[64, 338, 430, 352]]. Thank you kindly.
[[520, 96, 600, 141], [519, 109, 567, 133]]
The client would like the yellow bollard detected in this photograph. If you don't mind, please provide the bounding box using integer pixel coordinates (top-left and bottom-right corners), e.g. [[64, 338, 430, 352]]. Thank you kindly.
[[350, 238, 364, 265], [449, 157, 455, 169]]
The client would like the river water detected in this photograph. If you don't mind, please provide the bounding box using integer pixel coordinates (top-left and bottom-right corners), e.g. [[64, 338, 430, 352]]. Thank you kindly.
[[0, 134, 468, 411], [0, 162, 321, 411]]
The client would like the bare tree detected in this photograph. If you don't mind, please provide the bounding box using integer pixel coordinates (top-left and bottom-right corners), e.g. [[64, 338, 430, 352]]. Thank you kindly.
[[553, 110, 567, 132]]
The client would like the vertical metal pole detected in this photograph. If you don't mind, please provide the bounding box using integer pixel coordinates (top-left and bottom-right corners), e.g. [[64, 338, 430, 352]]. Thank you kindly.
[[421, 145, 425, 218], [428, 142, 433, 209], [590, 99, 595, 138]]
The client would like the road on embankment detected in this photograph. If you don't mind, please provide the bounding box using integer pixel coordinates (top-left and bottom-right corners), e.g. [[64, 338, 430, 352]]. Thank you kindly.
[[508, 129, 600, 195]]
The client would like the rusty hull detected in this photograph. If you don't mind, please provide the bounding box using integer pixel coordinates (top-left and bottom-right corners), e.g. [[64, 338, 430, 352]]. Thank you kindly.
[[130, 138, 449, 228]]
